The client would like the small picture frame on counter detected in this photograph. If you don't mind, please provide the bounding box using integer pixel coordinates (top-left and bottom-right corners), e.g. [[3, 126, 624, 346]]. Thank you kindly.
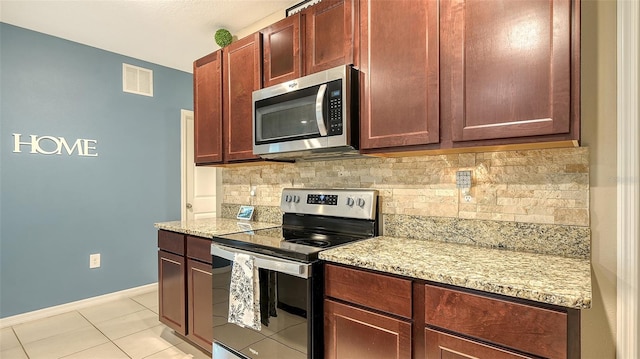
[[236, 205, 255, 220]]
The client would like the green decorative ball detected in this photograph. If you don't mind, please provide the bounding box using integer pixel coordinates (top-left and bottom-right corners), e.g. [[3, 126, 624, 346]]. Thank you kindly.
[[215, 29, 233, 47]]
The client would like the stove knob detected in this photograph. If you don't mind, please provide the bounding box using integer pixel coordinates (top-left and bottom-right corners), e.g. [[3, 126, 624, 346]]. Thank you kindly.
[[346, 197, 355, 207], [293, 195, 300, 203], [357, 198, 366, 207], [285, 195, 292, 203]]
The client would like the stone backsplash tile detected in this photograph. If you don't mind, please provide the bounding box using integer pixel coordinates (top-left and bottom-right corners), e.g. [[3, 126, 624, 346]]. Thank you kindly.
[[221, 147, 589, 227], [221, 203, 282, 224]]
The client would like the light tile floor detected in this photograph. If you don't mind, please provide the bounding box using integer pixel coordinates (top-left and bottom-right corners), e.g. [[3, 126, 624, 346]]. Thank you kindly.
[[0, 289, 210, 359]]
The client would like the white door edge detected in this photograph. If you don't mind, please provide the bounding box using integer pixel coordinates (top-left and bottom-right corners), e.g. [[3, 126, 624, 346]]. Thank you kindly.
[[180, 109, 191, 222], [617, 1, 640, 357]]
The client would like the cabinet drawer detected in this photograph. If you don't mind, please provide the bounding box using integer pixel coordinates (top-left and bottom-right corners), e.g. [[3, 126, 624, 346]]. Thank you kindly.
[[425, 284, 568, 359], [424, 328, 534, 359], [187, 236, 213, 264], [158, 230, 185, 255], [325, 264, 412, 319]]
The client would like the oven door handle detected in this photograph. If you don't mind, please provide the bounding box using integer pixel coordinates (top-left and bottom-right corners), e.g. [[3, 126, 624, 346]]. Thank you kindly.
[[211, 244, 312, 279]]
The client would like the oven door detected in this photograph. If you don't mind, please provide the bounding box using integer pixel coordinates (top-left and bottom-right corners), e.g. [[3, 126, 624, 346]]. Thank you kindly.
[[211, 244, 323, 359]]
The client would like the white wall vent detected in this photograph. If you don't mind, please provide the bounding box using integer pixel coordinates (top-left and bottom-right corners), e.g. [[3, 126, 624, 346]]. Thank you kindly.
[[122, 63, 153, 97]]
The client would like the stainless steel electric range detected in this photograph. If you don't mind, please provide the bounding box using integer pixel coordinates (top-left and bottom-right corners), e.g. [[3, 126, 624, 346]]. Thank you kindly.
[[210, 188, 379, 359]]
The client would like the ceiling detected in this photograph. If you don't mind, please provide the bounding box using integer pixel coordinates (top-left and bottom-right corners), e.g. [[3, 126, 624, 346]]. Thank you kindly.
[[0, 0, 299, 73]]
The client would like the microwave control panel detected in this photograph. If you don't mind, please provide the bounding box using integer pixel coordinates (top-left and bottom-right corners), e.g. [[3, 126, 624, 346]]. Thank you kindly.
[[327, 79, 343, 135]]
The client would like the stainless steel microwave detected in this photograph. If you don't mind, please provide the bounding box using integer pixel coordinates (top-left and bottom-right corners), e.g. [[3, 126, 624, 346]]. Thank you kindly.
[[252, 65, 359, 161]]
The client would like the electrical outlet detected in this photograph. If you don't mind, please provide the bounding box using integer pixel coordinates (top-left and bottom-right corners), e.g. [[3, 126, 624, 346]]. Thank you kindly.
[[456, 170, 472, 188], [89, 253, 101, 269]]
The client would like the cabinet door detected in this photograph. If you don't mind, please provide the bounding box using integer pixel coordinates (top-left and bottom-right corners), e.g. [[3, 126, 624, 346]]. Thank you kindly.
[[262, 14, 302, 87], [324, 299, 411, 359], [193, 51, 223, 164], [158, 250, 186, 335], [223, 33, 262, 162], [442, 0, 578, 142], [187, 259, 213, 352], [424, 328, 535, 359], [359, 0, 439, 150], [303, 0, 357, 75]]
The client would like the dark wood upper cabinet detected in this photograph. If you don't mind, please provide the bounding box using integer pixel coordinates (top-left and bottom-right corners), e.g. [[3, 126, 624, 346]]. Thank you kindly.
[[441, 0, 580, 143], [303, 0, 357, 74], [359, 0, 440, 151], [262, 14, 302, 87], [193, 51, 223, 164], [262, 1, 356, 87], [223, 33, 262, 162], [193, 0, 581, 162]]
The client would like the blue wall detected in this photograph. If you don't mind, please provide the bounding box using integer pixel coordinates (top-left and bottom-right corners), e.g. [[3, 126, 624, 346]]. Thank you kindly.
[[0, 23, 192, 317]]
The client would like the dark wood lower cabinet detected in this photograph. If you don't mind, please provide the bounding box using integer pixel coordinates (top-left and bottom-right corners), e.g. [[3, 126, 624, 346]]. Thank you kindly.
[[158, 249, 186, 335], [187, 258, 213, 351], [424, 328, 535, 359], [158, 230, 213, 354], [325, 264, 581, 359], [424, 284, 574, 359], [324, 299, 412, 359]]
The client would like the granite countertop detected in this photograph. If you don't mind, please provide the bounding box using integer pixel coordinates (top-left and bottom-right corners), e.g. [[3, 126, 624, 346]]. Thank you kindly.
[[319, 236, 592, 309], [154, 218, 280, 238]]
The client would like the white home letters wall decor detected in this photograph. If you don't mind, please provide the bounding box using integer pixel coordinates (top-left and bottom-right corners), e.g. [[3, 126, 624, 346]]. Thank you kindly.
[[12, 133, 98, 157]]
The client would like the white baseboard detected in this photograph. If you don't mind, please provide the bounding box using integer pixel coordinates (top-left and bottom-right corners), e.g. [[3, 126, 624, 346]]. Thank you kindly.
[[0, 283, 158, 329]]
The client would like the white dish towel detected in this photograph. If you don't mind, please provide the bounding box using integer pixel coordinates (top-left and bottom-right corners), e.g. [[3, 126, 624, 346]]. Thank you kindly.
[[228, 253, 261, 331]]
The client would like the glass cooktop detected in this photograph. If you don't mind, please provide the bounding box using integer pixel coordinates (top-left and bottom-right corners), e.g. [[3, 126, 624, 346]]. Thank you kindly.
[[211, 226, 370, 262]]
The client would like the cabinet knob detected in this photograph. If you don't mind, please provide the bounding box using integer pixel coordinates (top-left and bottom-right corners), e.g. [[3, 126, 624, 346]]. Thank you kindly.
[[186, 203, 193, 209]]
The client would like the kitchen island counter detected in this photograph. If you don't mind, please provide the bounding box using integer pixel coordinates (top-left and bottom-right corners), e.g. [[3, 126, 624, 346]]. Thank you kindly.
[[154, 217, 279, 238], [319, 236, 592, 309]]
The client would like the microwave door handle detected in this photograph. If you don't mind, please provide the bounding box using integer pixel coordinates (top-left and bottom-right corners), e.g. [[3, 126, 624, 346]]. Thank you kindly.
[[315, 84, 328, 136]]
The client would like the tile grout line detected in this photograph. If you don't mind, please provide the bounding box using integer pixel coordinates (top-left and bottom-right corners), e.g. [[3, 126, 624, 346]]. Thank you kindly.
[[6, 292, 184, 359], [74, 309, 132, 359], [9, 326, 31, 359], [78, 294, 174, 359]]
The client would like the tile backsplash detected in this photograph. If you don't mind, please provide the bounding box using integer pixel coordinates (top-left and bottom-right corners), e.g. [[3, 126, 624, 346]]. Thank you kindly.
[[222, 147, 589, 227]]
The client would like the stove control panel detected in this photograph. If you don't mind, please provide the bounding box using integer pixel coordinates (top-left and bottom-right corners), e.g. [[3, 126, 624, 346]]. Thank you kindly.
[[307, 194, 338, 205], [280, 188, 378, 220]]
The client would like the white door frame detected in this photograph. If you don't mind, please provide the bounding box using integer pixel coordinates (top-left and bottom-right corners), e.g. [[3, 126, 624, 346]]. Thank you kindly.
[[616, 1, 639, 358], [180, 109, 220, 221]]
